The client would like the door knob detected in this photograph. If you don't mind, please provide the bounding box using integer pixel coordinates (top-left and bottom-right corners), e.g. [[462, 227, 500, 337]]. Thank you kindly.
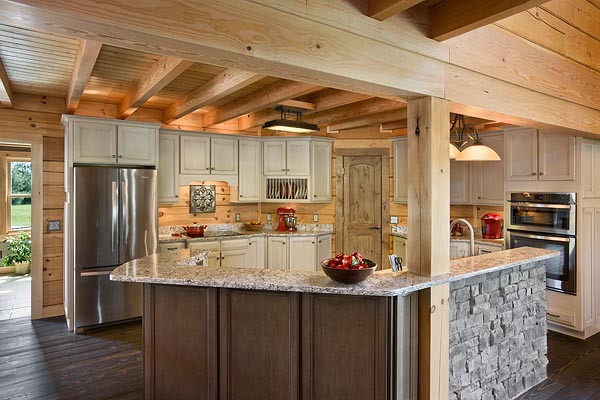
[[371, 226, 381, 230]]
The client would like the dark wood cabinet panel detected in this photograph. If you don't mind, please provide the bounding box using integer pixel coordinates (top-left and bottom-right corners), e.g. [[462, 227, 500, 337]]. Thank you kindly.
[[144, 285, 218, 400], [301, 294, 391, 400], [219, 290, 300, 400]]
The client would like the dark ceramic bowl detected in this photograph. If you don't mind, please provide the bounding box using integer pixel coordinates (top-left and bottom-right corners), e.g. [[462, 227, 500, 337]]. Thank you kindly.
[[320, 258, 377, 284]]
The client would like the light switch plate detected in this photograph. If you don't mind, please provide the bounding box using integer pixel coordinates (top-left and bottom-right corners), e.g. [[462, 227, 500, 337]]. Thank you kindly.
[[48, 220, 61, 232], [266, 214, 272, 221], [313, 214, 319, 222], [235, 213, 241, 222], [390, 216, 399, 224]]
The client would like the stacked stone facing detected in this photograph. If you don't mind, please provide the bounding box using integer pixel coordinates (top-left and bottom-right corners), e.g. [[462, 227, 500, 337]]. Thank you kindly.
[[449, 261, 548, 400]]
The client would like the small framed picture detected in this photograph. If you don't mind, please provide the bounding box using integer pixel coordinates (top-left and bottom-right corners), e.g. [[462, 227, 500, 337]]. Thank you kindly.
[[189, 185, 216, 213]]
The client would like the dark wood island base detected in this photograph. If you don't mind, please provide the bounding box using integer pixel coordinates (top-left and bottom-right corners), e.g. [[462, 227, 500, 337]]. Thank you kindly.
[[143, 285, 417, 400]]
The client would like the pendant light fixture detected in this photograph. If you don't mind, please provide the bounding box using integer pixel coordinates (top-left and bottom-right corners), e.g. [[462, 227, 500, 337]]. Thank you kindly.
[[449, 114, 500, 161], [262, 106, 319, 134]]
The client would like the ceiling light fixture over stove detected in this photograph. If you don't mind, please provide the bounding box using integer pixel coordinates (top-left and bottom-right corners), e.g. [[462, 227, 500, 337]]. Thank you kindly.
[[262, 105, 319, 134]]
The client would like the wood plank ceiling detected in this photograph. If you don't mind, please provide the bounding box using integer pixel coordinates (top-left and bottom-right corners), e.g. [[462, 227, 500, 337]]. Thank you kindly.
[[0, 0, 597, 135]]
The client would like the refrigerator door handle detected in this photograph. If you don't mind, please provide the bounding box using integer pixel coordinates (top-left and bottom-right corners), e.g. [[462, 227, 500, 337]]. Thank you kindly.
[[112, 181, 118, 253], [81, 270, 113, 277], [121, 180, 128, 251]]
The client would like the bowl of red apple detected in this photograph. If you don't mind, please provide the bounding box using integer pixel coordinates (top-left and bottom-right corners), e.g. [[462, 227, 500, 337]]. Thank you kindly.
[[321, 251, 377, 284]]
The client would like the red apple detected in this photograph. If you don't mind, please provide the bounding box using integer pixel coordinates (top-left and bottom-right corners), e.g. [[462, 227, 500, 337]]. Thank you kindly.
[[351, 251, 363, 264], [335, 253, 345, 261], [342, 255, 353, 269], [327, 259, 340, 268]]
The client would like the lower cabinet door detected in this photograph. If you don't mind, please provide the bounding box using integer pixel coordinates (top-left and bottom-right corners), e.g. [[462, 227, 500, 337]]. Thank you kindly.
[[288, 236, 317, 271], [220, 249, 247, 268], [219, 290, 300, 400], [268, 237, 288, 269]]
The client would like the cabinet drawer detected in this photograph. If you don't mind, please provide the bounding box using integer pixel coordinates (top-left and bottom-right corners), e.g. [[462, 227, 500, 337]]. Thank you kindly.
[[189, 241, 220, 252], [158, 242, 186, 252], [547, 308, 576, 328], [220, 238, 248, 251]]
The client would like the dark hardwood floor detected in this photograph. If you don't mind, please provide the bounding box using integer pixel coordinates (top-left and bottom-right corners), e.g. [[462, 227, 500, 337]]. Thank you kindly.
[[0, 316, 142, 400], [520, 330, 600, 399], [2, 315, 600, 399]]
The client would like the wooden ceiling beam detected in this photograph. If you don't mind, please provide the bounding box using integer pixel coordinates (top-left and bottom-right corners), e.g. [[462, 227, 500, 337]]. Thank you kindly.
[[306, 98, 405, 126], [163, 69, 265, 124], [0, 57, 14, 108], [368, 0, 424, 21], [66, 39, 102, 113], [202, 80, 320, 128], [118, 56, 194, 119], [430, 0, 548, 41], [327, 108, 407, 131], [279, 99, 315, 111], [381, 119, 408, 131], [305, 89, 373, 114]]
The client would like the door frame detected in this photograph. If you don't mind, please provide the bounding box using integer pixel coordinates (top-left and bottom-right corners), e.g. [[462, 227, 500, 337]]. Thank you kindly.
[[335, 148, 390, 267], [0, 132, 43, 319]]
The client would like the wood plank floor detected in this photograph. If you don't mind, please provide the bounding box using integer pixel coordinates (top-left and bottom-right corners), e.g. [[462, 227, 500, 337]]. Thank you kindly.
[[520, 330, 600, 399], [2, 316, 600, 399], [0, 316, 142, 400]]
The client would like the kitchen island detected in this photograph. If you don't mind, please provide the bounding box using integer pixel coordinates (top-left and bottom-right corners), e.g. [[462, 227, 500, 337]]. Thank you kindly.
[[111, 247, 557, 399]]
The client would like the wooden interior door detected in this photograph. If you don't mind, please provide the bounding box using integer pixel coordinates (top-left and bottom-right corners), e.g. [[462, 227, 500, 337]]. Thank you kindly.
[[342, 155, 383, 265]]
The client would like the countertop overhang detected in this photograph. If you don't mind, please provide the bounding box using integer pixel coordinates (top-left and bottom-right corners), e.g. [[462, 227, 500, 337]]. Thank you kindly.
[[111, 247, 558, 297]]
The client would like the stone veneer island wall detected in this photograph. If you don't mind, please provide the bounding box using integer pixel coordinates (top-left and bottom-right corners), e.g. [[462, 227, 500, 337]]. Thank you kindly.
[[449, 260, 548, 400]]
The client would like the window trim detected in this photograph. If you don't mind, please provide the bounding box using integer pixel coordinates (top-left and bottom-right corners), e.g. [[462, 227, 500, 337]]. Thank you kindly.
[[3, 154, 32, 234]]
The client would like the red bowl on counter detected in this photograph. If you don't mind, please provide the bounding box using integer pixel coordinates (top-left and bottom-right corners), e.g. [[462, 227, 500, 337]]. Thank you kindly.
[[184, 224, 207, 237], [320, 258, 377, 284]]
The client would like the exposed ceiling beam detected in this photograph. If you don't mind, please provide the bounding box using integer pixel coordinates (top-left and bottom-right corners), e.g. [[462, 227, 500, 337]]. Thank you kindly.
[[327, 108, 407, 131], [368, 0, 424, 21], [306, 98, 405, 126], [66, 39, 102, 113], [203, 80, 320, 128], [382, 119, 408, 131], [163, 69, 265, 124], [118, 56, 194, 119], [279, 99, 315, 111], [0, 57, 14, 108], [430, 0, 548, 41], [305, 89, 373, 114]]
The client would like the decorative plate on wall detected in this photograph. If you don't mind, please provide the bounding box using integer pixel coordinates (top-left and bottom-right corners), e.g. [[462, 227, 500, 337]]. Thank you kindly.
[[189, 185, 216, 213]]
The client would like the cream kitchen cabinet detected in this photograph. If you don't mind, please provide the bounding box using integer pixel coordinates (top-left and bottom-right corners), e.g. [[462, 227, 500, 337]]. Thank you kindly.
[[236, 139, 261, 202], [220, 238, 249, 268], [69, 117, 158, 166], [268, 234, 333, 271], [449, 241, 470, 260], [474, 243, 502, 255], [471, 133, 505, 205], [158, 132, 179, 203], [392, 138, 408, 203], [267, 236, 288, 269], [246, 236, 266, 268], [180, 134, 238, 175], [158, 241, 186, 253], [316, 234, 333, 267], [288, 236, 317, 272], [263, 139, 309, 176], [450, 160, 471, 204], [189, 240, 221, 267], [580, 138, 600, 199], [505, 128, 575, 181], [310, 140, 332, 202]]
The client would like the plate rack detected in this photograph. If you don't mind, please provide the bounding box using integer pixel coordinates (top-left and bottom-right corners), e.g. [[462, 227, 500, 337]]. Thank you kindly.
[[265, 178, 308, 200]]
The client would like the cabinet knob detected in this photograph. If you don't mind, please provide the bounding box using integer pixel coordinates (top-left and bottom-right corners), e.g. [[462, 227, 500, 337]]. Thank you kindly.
[[240, 195, 244, 197], [318, 240, 322, 243], [221, 256, 225, 260], [311, 241, 315, 244], [249, 242, 252, 246], [539, 172, 544, 176], [283, 242, 286, 245], [175, 195, 179, 198], [112, 155, 116, 158], [477, 196, 481, 199], [119, 155, 123, 159], [314, 195, 317, 197], [281, 169, 286, 171], [531, 172, 536, 176], [206, 167, 210, 170]]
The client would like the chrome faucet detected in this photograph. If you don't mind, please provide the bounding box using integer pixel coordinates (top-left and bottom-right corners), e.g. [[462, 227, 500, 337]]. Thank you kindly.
[[450, 218, 475, 257]]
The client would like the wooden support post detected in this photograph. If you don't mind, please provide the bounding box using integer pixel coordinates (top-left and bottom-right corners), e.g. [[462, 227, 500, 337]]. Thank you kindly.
[[407, 96, 450, 399]]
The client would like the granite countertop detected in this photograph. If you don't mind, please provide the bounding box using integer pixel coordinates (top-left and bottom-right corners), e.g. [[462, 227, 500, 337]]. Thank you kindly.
[[111, 247, 558, 297], [159, 229, 334, 243], [391, 230, 505, 248]]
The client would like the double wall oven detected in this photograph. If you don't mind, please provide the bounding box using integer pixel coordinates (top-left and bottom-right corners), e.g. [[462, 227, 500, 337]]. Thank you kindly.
[[506, 192, 576, 295]]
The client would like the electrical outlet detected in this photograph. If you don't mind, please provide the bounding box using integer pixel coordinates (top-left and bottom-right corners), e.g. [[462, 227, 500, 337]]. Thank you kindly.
[[313, 214, 319, 223], [266, 214, 272, 221], [48, 220, 61, 232], [390, 216, 399, 224], [235, 213, 241, 222]]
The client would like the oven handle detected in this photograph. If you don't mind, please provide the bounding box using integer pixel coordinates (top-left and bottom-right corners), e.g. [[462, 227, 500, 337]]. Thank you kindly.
[[508, 202, 573, 209], [507, 231, 573, 242]]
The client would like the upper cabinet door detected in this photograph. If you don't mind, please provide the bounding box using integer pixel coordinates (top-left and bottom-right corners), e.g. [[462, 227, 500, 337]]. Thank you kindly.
[[211, 137, 238, 175], [538, 131, 576, 181], [73, 122, 117, 164], [238, 139, 261, 202], [118, 125, 157, 166], [393, 139, 408, 203], [310, 141, 332, 202], [158, 133, 179, 204], [180, 136, 210, 174], [450, 160, 470, 204], [474, 133, 504, 205], [263, 140, 287, 176], [286, 140, 310, 175], [505, 128, 538, 181]]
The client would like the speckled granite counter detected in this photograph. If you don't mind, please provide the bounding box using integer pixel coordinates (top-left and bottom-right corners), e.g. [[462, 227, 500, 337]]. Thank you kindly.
[[111, 247, 557, 297], [158, 229, 334, 244]]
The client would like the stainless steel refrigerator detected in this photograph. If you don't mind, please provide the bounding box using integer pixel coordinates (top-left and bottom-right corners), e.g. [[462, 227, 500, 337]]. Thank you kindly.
[[73, 166, 157, 329]]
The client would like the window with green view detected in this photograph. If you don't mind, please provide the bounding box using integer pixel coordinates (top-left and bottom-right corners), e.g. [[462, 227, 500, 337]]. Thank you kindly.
[[9, 161, 32, 230]]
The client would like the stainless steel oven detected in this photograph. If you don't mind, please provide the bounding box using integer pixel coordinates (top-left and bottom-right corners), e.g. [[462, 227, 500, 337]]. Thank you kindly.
[[506, 192, 576, 295]]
